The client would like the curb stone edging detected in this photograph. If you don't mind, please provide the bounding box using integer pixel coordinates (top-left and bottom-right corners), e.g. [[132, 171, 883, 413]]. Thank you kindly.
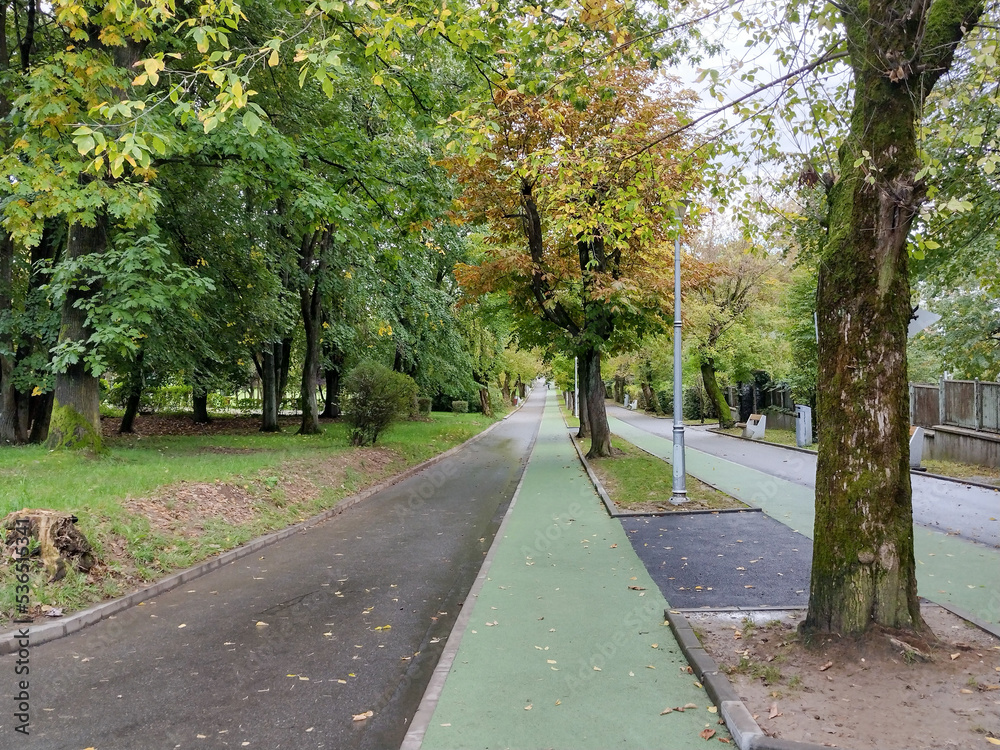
[[664, 609, 852, 750], [0, 408, 522, 656]]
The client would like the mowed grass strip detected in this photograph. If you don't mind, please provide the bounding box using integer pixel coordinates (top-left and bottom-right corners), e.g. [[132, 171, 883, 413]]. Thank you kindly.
[[585, 435, 747, 512], [0, 411, 496, 626], [716, 425, 804, 448]]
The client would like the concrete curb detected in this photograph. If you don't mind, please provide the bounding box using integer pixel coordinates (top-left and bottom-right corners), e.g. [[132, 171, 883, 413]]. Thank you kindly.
[[664, 609, 850, 750], [706, 427, 1000, 492], [565, 418, 760, 519], [0, 411, 517, 656], [399, 394, 543, 750]]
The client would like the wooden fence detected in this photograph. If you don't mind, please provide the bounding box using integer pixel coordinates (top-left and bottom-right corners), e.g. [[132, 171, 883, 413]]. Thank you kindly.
[[909, 378, 1000, 434]]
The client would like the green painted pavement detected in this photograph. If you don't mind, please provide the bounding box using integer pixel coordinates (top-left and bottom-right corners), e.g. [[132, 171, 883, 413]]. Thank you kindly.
[[418, 393, 729, 750], [608, 416, 1000, 630]]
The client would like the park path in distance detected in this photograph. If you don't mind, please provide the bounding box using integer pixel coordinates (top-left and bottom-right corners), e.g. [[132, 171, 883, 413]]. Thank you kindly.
[[6, 390, 542, 750]]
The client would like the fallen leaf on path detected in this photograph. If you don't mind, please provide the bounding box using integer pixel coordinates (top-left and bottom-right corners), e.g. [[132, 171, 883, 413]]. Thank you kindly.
[[255, 621, 268, 628], [593, 666, 602, 671], [524, 705, 532, 710], [683, 703, 698, 709], [660, 707, 673, 715], [352, 711, 374, 721], [769, 703, 780, 719], [707, 706, 718, 713], [700, 728, 716, 740], [818, 661, 833, 672], [985, 738, 1000, 745], [628, 585, 646, 590], [951, 653, 960, 660]]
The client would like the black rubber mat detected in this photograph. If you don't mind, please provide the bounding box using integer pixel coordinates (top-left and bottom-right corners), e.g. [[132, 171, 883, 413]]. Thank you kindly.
[[621, 511, 812, 609]]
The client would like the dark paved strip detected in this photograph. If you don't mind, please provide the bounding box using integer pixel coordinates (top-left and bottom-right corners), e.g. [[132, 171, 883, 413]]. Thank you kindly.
[[621, 511, 813, 609], [8, 393, 542, 750]]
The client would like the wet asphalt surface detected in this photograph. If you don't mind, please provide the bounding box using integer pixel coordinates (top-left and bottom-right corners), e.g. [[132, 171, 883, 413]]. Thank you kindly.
[[7, 393, 542, 750], [621, 511, 812, 609]]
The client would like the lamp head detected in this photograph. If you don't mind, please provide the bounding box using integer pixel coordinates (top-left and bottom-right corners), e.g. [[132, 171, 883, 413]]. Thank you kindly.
[[675, 199, 692, 221]]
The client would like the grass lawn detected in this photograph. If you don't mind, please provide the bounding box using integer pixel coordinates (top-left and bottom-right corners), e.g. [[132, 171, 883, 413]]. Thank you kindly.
[[0, 410, 498, 626], [585, 436, 747, 512], [716, 425, 807, 448]]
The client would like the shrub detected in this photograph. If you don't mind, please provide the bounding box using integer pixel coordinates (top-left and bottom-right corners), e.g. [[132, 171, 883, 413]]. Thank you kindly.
[[451, 400, 469, 413], [342, 361, 418, 445], [417, 397, 432, 415]]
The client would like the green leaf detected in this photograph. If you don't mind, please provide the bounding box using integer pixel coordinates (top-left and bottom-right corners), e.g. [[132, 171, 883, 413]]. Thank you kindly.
[[243, 110, 262, 136]]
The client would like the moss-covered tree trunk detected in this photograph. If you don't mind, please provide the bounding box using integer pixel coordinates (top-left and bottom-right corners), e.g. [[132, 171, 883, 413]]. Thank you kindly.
[[321, 361, 343, 419], [47, 219, 105, 452], [805, 0, 981, 636], [192, 389, 210, 424], [701, 358, 734, 428], [0, 231, 28, 444]]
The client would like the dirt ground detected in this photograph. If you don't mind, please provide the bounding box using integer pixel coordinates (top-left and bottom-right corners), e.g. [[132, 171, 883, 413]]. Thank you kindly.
[[691, 604, 1000, 749]]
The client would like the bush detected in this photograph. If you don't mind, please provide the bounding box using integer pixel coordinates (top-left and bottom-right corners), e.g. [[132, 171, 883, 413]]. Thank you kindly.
[[451, 400, 469, 413], [342, 361, 418, 445], [683, 384, 717, 421], [417, 397, 432, 415]]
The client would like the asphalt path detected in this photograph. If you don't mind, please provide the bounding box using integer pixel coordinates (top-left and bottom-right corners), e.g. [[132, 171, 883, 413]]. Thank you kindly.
[[6, 390, 543, 750], [609, 405, 1000, 549], [621, 512, 812, 610]]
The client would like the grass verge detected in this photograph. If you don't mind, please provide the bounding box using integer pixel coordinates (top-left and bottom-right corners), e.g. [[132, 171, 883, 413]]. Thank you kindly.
[[584, 436, 747, 512], [0, 411, 499, 627], [921, 458, 1000, 485], [716, 425, 806, 448]]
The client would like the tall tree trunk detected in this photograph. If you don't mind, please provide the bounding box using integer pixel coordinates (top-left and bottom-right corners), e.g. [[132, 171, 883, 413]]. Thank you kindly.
[[47, 219, 106, 452], [298, 276, 323, 435], [192, 389, 210, 424], [119, 351, 145, 434], [321, 365, 342, 418], [614, 376, 625, 404], [29, 391, 53, 444], [500, 372, 511, 403], [585, 348, 613, 458], [804, 0, 980, 635], [478, 385, 492, 417], [576, 352, 591, 439], [701, 358, 734, 428], [0, 231, 27, 444], [260, 347, 280, 432], [277, 338, 292, 407]]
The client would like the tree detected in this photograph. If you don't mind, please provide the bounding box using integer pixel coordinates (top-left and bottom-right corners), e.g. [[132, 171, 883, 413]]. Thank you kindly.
[[803, 0, 985, 635], [452, 61, 703, 457], [685, 237, 787, 428]]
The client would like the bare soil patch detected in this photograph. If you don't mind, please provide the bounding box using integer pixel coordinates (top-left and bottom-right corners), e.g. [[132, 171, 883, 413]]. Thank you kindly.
[[101, 414, 303, 438], [692, 604, 1000, 749]]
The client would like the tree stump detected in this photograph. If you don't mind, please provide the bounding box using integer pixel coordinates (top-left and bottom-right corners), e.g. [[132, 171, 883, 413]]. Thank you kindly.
[[2, 509, 95, 581]]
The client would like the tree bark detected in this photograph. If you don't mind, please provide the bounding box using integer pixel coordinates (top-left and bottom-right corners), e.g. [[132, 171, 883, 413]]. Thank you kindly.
[[584, 348, 613, 458], [478, 386, 492, 416], [298, 281, 323, 435], [701, 358, 734, 428], [192, 389, 210, 424], [28, 391, 53, 444], [804, 0, 981, 636], [576, 351, 591, 439], [260, 347, 280, 432], [0, 231, 28, 444], [47, 218, 106, 452], [119, 351, 145, 434], [321, 366, 342, 418]]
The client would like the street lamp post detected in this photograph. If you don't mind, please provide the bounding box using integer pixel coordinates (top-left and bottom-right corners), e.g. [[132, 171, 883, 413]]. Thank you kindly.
[[671, 200, 691, 505]]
